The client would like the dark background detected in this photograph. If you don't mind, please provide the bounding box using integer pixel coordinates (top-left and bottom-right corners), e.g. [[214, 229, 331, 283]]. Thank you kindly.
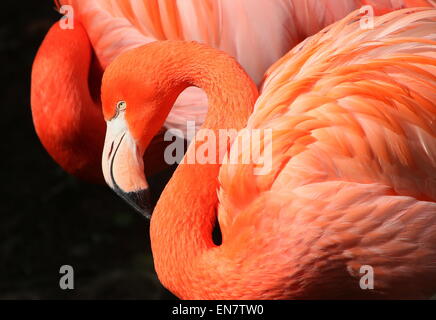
[[0, 0, 175, 299]]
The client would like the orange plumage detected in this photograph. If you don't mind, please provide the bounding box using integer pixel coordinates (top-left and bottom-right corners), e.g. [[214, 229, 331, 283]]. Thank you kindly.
[[31, 0, 433, 182], [100, 8, 436, 299]]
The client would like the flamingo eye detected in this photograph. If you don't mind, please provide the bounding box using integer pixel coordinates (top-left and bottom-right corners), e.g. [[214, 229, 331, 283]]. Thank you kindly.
[[112, 101, 127, 119], [117, 101, 127, 112]]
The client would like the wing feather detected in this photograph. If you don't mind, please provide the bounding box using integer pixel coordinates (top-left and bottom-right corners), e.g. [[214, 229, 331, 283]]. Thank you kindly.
[[217, 9, 436, 296]]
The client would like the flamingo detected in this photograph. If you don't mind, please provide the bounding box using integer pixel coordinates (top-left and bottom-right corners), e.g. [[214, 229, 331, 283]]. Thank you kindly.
[[100, 8, 436, 299], [31, 0, 434, 183]]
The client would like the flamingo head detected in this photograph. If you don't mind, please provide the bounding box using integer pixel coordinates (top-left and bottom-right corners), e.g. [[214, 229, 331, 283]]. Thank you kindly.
[[100, 44, 180, 218], [101, 99, 152, 218]]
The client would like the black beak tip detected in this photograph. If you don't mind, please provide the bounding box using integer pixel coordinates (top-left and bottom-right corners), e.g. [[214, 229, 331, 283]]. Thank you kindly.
[[127, 189, 153, 219], [115, 187, 153, 219]]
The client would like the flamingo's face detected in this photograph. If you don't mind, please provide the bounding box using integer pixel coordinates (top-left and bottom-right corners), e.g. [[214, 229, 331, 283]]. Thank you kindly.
[[101, 100, 152, 218], [100, 43, 185, 217], [100, 50, 169, 217]]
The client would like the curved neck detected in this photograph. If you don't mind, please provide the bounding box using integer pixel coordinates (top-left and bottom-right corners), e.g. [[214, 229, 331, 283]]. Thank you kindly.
[[31, 22, 105, 183], [142, 42, 258, 298]]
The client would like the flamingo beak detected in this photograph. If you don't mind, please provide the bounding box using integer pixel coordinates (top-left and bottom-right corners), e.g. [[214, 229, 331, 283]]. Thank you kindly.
[[102, 115, 152, 218]]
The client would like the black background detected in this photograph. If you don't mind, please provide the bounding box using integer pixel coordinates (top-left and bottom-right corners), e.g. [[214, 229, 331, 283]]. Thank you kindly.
[[0, 0, 175, 299]]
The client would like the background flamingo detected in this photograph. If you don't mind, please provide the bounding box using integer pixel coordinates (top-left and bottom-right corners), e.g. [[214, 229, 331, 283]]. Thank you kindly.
[[31, 0, 434, 183], [101, 9, 436, 299], [2, 0, 175, 299]]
